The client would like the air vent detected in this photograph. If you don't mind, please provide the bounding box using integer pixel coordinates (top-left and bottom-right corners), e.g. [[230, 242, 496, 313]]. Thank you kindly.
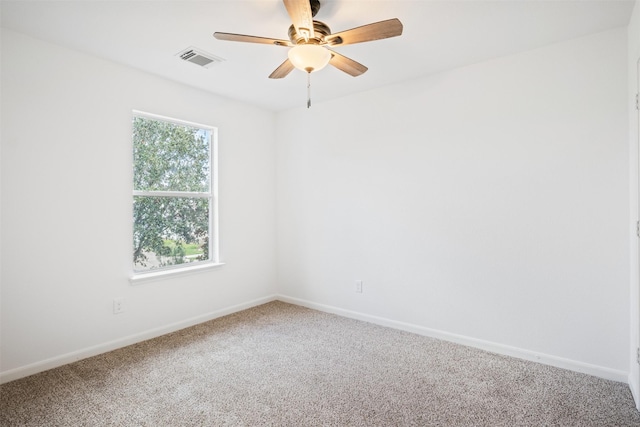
[[176, 47, 225, 69]]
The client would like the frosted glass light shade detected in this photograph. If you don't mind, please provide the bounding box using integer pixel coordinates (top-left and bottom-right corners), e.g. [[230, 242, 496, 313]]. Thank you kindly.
[[288, 45, 331, 73]]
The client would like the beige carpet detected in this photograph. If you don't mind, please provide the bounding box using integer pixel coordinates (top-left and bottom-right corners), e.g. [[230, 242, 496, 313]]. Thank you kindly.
[[1, 301, 639, 426]]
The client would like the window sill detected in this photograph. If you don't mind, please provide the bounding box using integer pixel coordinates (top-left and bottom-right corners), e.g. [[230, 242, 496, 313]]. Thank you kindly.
[[129, 262, 225, 285]]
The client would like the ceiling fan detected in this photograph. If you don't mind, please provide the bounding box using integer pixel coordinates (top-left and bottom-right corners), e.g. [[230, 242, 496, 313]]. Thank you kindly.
[[213, 0, 403, 107]]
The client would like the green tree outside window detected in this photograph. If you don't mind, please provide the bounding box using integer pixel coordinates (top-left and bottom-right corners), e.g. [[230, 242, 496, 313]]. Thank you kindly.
[[132, 114, 215, 272]]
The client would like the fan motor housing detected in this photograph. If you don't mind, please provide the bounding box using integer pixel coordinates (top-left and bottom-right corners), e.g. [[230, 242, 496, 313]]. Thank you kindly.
[[310, 0, 321, 17], [288, 21, 331, 45]]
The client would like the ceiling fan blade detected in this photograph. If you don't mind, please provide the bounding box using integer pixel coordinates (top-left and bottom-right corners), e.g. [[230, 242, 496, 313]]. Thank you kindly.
[[283, 0, 315, 40], [214, 32, 292, 47], [328, 50, 368, 77], [269, 58, 295, 79], [326, 18, 403, 46]]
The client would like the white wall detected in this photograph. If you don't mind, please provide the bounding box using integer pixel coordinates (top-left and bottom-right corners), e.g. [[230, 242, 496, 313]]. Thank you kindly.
[[0, 22, 633, 388], [0, 29, 277, 380], [276, 28, 629, 379], [628, 0, 640, 408]]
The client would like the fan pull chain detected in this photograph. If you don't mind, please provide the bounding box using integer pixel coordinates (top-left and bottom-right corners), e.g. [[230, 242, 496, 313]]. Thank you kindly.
[[307, 71, 312, 109]]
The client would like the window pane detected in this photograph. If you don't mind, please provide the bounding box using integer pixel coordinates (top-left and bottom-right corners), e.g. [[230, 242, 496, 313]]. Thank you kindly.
[[133, 196, 210, 272], [133, 116, 210, 192]]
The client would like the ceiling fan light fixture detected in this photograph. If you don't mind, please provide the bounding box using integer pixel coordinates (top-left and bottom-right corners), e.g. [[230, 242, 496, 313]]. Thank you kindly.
[[287, 44, 331, 73]]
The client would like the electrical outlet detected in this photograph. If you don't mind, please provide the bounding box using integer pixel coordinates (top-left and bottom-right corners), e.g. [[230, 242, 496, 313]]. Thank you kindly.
[[355, 280, 363, 293], [113, 298, 126, 314]]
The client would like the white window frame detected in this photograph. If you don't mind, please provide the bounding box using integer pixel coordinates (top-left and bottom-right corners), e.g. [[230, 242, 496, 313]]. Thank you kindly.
[[130, 111, 222, 284]]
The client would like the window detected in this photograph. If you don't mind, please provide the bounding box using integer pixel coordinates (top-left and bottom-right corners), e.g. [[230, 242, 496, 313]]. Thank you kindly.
[[132, 111, 219, 275]]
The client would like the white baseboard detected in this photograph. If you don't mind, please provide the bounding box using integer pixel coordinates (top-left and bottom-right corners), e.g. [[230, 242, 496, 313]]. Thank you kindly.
[[2, 293, 629, 387], [0, 295, 278, 384], [630, 371, 640, 410], [277, 294, 629, 384]]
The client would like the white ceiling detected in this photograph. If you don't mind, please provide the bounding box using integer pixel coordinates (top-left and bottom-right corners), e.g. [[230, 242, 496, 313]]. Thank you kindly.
[[1, 0, 635, 111]]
